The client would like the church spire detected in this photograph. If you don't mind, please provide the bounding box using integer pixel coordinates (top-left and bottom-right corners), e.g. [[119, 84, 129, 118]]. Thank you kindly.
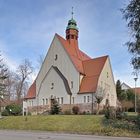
[[71, 7, 74, 19], [66, 7, 79, 48]]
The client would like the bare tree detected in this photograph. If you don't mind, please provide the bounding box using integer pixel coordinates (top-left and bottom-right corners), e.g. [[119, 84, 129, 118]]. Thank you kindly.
[[0, 54, 8, 97], [16, 59, 33, 103], [94, 86, 106, 114]]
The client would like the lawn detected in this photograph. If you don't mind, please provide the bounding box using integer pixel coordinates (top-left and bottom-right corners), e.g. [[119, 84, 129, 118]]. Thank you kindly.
[[0, 115, 140, 137]]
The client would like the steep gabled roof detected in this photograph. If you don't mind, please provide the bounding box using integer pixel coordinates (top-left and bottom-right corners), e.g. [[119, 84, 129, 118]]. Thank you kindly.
[[25, 81, 36, 99], [79, 56, 108, 93], [26, 34, 109, 99], [56, 34, 91, 74], [83, 56, 108, 77]]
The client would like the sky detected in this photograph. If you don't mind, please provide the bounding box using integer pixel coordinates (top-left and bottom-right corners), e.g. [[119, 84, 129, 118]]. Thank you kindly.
[[0, 0, 138, 87]]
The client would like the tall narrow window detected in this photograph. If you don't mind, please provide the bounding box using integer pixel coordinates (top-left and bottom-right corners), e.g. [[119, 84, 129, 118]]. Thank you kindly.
[[32, 101, 33, 106], [87, 96, 90, 103], [42, 99, 45, 105], [71, 81, 73, 89], [61, 97, 63, 104], [84, 96, 86, 103], [46, 98, 48, 105]]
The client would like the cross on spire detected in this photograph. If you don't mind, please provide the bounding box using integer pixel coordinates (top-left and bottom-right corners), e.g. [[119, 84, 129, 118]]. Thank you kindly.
[[71, 7, 74, 19]]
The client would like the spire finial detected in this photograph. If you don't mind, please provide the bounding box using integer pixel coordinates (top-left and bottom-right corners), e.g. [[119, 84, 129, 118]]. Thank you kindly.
[[71, 7, 74, 19]]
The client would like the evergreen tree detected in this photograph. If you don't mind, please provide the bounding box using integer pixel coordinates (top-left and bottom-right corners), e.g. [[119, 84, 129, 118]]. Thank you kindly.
[[116, 80, 122, 100], [50, 99, 61, 115], [122, 0, 140, 71]]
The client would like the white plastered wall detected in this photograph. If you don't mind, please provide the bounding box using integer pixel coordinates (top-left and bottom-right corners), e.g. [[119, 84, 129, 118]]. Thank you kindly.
[[38, 67, 70, 105], [36, 35, 80, 103], [98, 57, 117, 107]]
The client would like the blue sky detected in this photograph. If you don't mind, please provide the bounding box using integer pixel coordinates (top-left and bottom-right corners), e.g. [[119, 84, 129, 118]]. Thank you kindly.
[[0, 0, 138, 87]]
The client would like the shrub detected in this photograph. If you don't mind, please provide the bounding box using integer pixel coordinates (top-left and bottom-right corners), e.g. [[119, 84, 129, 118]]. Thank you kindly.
[[104, 106, 116, 119], [2, 109, 9, 116], [72, 106, 79, 114], [50, 99, 61, 115], [5, 104, 22, 116], [137, 115, 140, 129]]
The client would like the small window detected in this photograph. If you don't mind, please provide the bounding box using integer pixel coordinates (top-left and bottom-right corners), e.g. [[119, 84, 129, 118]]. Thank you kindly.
[[51, 83, 54, 89], [84, 96, 86, 103], [61, 97, 63, 104], [87, 96, 90, 102], [107, 72, 109, 78], [71, 81, 73, 89], [55, 54, 58, 61]]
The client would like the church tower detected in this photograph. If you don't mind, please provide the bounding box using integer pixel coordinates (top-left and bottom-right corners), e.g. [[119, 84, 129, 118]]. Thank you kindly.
[[66, 8, 79, 49]]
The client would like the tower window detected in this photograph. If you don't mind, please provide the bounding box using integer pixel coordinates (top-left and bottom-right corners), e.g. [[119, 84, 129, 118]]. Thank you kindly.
[[71, 35, 74, 39], [55, 54, 58, 61], [67, 35, 70, 39]]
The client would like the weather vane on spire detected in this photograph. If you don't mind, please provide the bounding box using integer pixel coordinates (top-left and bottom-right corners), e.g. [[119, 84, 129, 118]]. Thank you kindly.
[[71, 7, 74, 19]]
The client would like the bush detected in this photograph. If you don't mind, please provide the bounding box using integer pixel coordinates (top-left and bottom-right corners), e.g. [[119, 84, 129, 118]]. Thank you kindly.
[[50, 99, 61, 115], [72, 106, 79, 114], [137, 115, 140, 129], [116, 109, 127, 120], [2, 109, 9, 116], [5, 104, 22, 116], [104, 106, 116, 119]]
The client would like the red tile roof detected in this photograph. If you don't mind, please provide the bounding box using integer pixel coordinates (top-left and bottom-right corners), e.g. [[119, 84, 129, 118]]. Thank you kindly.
[[26, 34, 108, 98], [79, 56, 108, 93], [56, 34, 91, 74], [25, 81, 36, 99], [132, 88, 140, 95]]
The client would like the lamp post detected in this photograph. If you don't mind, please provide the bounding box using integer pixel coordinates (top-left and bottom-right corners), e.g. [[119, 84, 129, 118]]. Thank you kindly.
[[134, 76, 138, 113], [0, 95, 4, 118]]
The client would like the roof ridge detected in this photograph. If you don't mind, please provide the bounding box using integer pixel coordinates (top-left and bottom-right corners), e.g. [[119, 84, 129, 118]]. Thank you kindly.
[[83, 55, 108, 62]]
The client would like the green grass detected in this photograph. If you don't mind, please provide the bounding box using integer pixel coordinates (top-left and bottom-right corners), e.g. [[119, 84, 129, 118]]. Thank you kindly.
[[0, 115, 140, 137]]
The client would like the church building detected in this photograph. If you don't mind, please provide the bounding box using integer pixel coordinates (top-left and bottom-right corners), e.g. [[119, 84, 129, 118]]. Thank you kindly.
[[24, 15, 117, 114]]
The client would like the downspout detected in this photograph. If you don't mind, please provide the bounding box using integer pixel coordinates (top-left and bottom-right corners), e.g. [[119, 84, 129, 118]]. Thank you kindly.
[[91, 92, 94, 114]]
